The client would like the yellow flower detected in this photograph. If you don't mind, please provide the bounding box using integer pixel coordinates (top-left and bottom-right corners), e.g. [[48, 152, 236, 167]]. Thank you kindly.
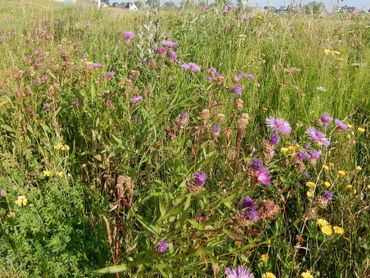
[[281, 147, 289, 153], [7, 211, 16, 218], [322, 164, 329, 170], [321, 224, 333, 235], [301, 271, 314, 278], [288, 145, 299, 151], [56, 171, 64, 177], [346, 184, 353, 190], [317, 218, 329, 226], [324, 49, 331, 55], [43, 170, 52, 177], [356, 166, 362, 171], [262, 273, 276, 278], [333, 226, 344, 235], [357, 127, 365, 133], [324, 181, 331, 188], [332, 50, 340, 55], [15, 195, 28, 207], [62, 144, 70, 151], [261, 253, 269, 262], [54, 143, 64, 150], [347, 124, 353, 129], [306, 190, 314, 198], [306, 181, 316, 188], [337, 170, 346, 177]]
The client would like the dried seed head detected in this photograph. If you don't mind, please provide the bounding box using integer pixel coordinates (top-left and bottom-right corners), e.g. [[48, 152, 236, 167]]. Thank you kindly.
[[258, 200, 280, 221], [117, 175, 125, 186], [304, 208, 316, 220], [237, 117, 249, 130], [201, 109, 211, 124], [130, 70, 140, 79], [234, 98, 244, 110], [216, 113, 226, 124], [315, 196, 329, 209], [295, 234, 304, 245], [133, 86, 140, 94]]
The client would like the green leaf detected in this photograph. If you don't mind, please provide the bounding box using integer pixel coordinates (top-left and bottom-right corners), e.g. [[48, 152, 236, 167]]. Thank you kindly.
[[95, 264, 127, 274], [187, 219, 203, 230]]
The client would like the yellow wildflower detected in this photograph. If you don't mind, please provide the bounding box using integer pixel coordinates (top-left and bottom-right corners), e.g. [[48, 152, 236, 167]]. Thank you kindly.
[[357, 127, 365, 133], [262, 273, 276, 278], [317, 218, 329, 226], [261, 253, 269, 262], [43, 170, 52, 177], [356, 166, 362, 171], [301, 271, 314, 278], [56, 171, 64, 177], [346, 184, 353, 190], [54, 143, 64, 150], [281, 147, 289, 153], [306, 181, 316, 188], [333, 226, 344, 235], [324, 49, 331, 55], [324, 181, 331, 188], [15, 195, 28, 207], [322, 164, 329, 170], [321, 224, 333, 235], [306, 190, 314, 198], [347, 124, 353, 129], [8, 211, 16, 218], [337, 170, 346, 177]]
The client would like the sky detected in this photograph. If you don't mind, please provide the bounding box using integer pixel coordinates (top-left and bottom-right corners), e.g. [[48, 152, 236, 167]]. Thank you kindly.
[[111, 0, 370, 11]]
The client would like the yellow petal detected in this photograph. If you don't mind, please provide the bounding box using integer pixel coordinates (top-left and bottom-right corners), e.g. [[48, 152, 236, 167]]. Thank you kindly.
[[317, 218, 329, 226], [333, 226, 344, 234], [262, 273, 276, 278], [306, 191, 314, 198], [306, 181, 316, 188], [321, 225, 333, 235], [324, 181, 331, 188], [261, 253, 269, 262], [337, 170, 346, 177], [357, 127, 365, 133]]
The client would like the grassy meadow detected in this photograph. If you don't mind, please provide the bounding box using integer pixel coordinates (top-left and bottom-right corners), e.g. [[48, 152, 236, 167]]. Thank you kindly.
[[0, 0, 369, 277]]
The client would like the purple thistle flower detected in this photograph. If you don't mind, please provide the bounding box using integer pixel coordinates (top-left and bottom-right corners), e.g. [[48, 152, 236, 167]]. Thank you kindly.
[[162, 40, 177, 48], [266, 117, 292, 135], [306, 128, 330, 147], [105, 71, 115, 80], [308, 150, 322, 160], [124, 31, 135, 42], [303, 143, 311, 149], [256, 167, 271, 185], [241, 15, 250, 22], [231, 85, 243, 96], [208, 67, 221, 77], [156, 240, 169, 254], [157, 47, 166, 54], [242, 196, 256, 208], [225, 266, 254, 278], [131, 95, 143, 104], [244, 207, 260, 222], [192, 171, 206, 187], [269, 133, 280, 145], [177, 112, 189, 127], [246, 73, 254, 80], [88, 63, 103, 70], [322, 190, 333, 201], [334, 119, 349, 132], [168, 49, 177, 60], [320, 113, 333, 126], [42, 103, 51, 111], [211, 123, 221, 136], [296, 151, 310, 160], [251, 158, 263, 170], [233, 71, 244, 82], [181, 63, 201, 73]]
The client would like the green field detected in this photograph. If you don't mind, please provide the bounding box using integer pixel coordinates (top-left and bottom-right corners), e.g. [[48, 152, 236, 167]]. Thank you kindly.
[[0, 1, 369, 277]]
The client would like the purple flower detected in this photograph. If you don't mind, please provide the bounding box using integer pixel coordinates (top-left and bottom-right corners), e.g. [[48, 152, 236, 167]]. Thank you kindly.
[[320, 113, 332, 126], [225, 266, 254, 278], [156, 240, 169, 254], [244, 207, 260, 222], [208, 67, 221, 77], [308, 150, 322, 160], [246, 73, 254, 80], [168, 49, 177, 60], [296, 151, 310, 160], [256, 167, 271, 185], [192, 171, 206, 187], [306, 128, 330, 147], [42, 103, 51, 111], [242, 196, 256, 208], [0, 189, 6, 197], [211, 124, 221, 136], [231, 85, 243, 96], [233, 71, 244, 82], [181, 63, 201, 73], [162, 40, 177, 48], [303, 143, 311, 149], [269, 133, 280, 145], [266, 117, 292, 135], [334, 119, 349, 132], [124, 31, 135, 42], [251, 158, 263, 170], [177, 112, 189, 127], [322, 190, 333, 201], [131, 95, 143, 104], [105, 71, 115, 80], [241, 15, 250, 22], [72, 98, 81, 106]]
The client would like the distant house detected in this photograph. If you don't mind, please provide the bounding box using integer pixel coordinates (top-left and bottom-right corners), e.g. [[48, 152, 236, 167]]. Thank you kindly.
[[338, 6, 356, 13], [112, 1, 140, 10], [275, 6, 289, 14]]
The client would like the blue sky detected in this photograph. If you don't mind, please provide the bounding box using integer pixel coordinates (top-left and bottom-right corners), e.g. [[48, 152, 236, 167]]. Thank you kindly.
[[111, 0, 369, 10]]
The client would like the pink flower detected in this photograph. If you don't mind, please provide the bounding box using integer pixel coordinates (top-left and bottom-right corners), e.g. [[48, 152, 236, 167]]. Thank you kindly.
[[266, 117, 292, 135], [256, 167, 271, 185], [181, 63, 201, 73]]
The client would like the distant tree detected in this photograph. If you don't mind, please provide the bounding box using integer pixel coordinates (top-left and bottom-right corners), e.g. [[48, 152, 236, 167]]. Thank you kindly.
[[304, 1, 325, 15], [146, 0, 160, 9]]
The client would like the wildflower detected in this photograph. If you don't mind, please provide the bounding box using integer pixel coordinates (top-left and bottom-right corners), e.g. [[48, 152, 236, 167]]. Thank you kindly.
[[266, 117, 292, 135], [357, 127, 365, 133], [56, 171, 64, 177], [246, 73, 254, 80], [242, 196, 256, 209], [15, 195, 28, 207], [156, 47, 166, 58], [321, 224, 333, 235], [181, 62, 201, 73], [176, 112, 189, 128], [168, 49, 177, 61], [258, 200, 280, 220], [306, 190, 314, 198], [256, 167, 271, 185], [306, 181, 316, 188], [261, 254, 269, 262], [105, 71, 115, 80], [162, 40, 177, 48], [251, 158, 263, 170], [233, 71, 244, 82], [346, 184, 353, 190], [131, 96, 143, 104], [241, 15, 250, 22], [301, 271, 314, 278], [262, 273, 276, 278], [324, 49, 331, 55], [333, 226, 344, 235], [192, 171, 206, 187], [156, 240, 169, 254], [225, 266, 254, 278], [42, 103, 51, 111], [316, 86, 327, 92], [269, 133, 280, 145], [322, 190, 333, 201], [216, 113, 225, 124], [231, 85, 243, 96], [324, 181, 331, 188], [244, 207, 260, 222], [308, 150, 321, 160], [322, 164, 329, 170], [211, 124, 221, 136], [296, 151, 310, 160], [320, 113, 332, 126], [337, 170, 346, 177], [306, 128, 330, 147], [0, 189, 6, 197], [281, 147, 289, 153], [334, 119, 349, 132], [43, 170, 52, 177], [356, 166, 362, 171], [317, 218, 329, 226], [123, 31, 134, 43]]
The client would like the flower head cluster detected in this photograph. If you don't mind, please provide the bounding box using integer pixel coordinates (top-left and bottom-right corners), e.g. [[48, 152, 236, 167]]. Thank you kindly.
[[225, 266, 254, 278], [266, 117, 292, 135], [334, 119, 349, 132], [156, 240, 169, 254], [306, 128, 330, 147], [241, 196, 259, 222], [188, 171, 206, 192], [131, 95, 143, 104], [176, 112, 189, 128], [181, 62, 201, 73], [15, 195, 28, 207], [123, 31, 135, 44], [256, 167, 271, 185], [320, 113, 332, 126]]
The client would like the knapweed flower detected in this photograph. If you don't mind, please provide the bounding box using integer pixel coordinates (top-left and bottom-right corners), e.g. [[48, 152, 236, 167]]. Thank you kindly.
[[162, 40, 177, 48], [168, 49, 177, 60], [131, 96, 143, 104], [296, 151, 310, 160], [256, 167, 271, 185], [176, 112, 189, 128], [42, 103, 51, 111], [251, 158, 263, 170], [233, 71, 244, 82], [244, 207, 259, 222], [334, 119, 349, 132], [192, 171, 206, 187], [231, 85, 243, 96], [306, 128, 330, 147], [105, 71, 115, 80], [308, 150, 321, 160], [261, 253, 269, 262], [123, 31, 134, 43], [320, 113, 332, 126], [301, 271, 314, 278], [15, 195, 28, 207], [156, 47, 166, 58], [262, 273, 276, 278], [225, 266, 254, 278], [266, 117, 292, 135], [211, 124, 221, 136], [242, 196, 256, 209], [181, 63, 201, 73], [246, 73, 254, 80], [258, 200, 280, 220], [322, 190, 333, 201], [333, 226, 344, 235], [269, 133, 280, 145], [156, 240, 169, 254]]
